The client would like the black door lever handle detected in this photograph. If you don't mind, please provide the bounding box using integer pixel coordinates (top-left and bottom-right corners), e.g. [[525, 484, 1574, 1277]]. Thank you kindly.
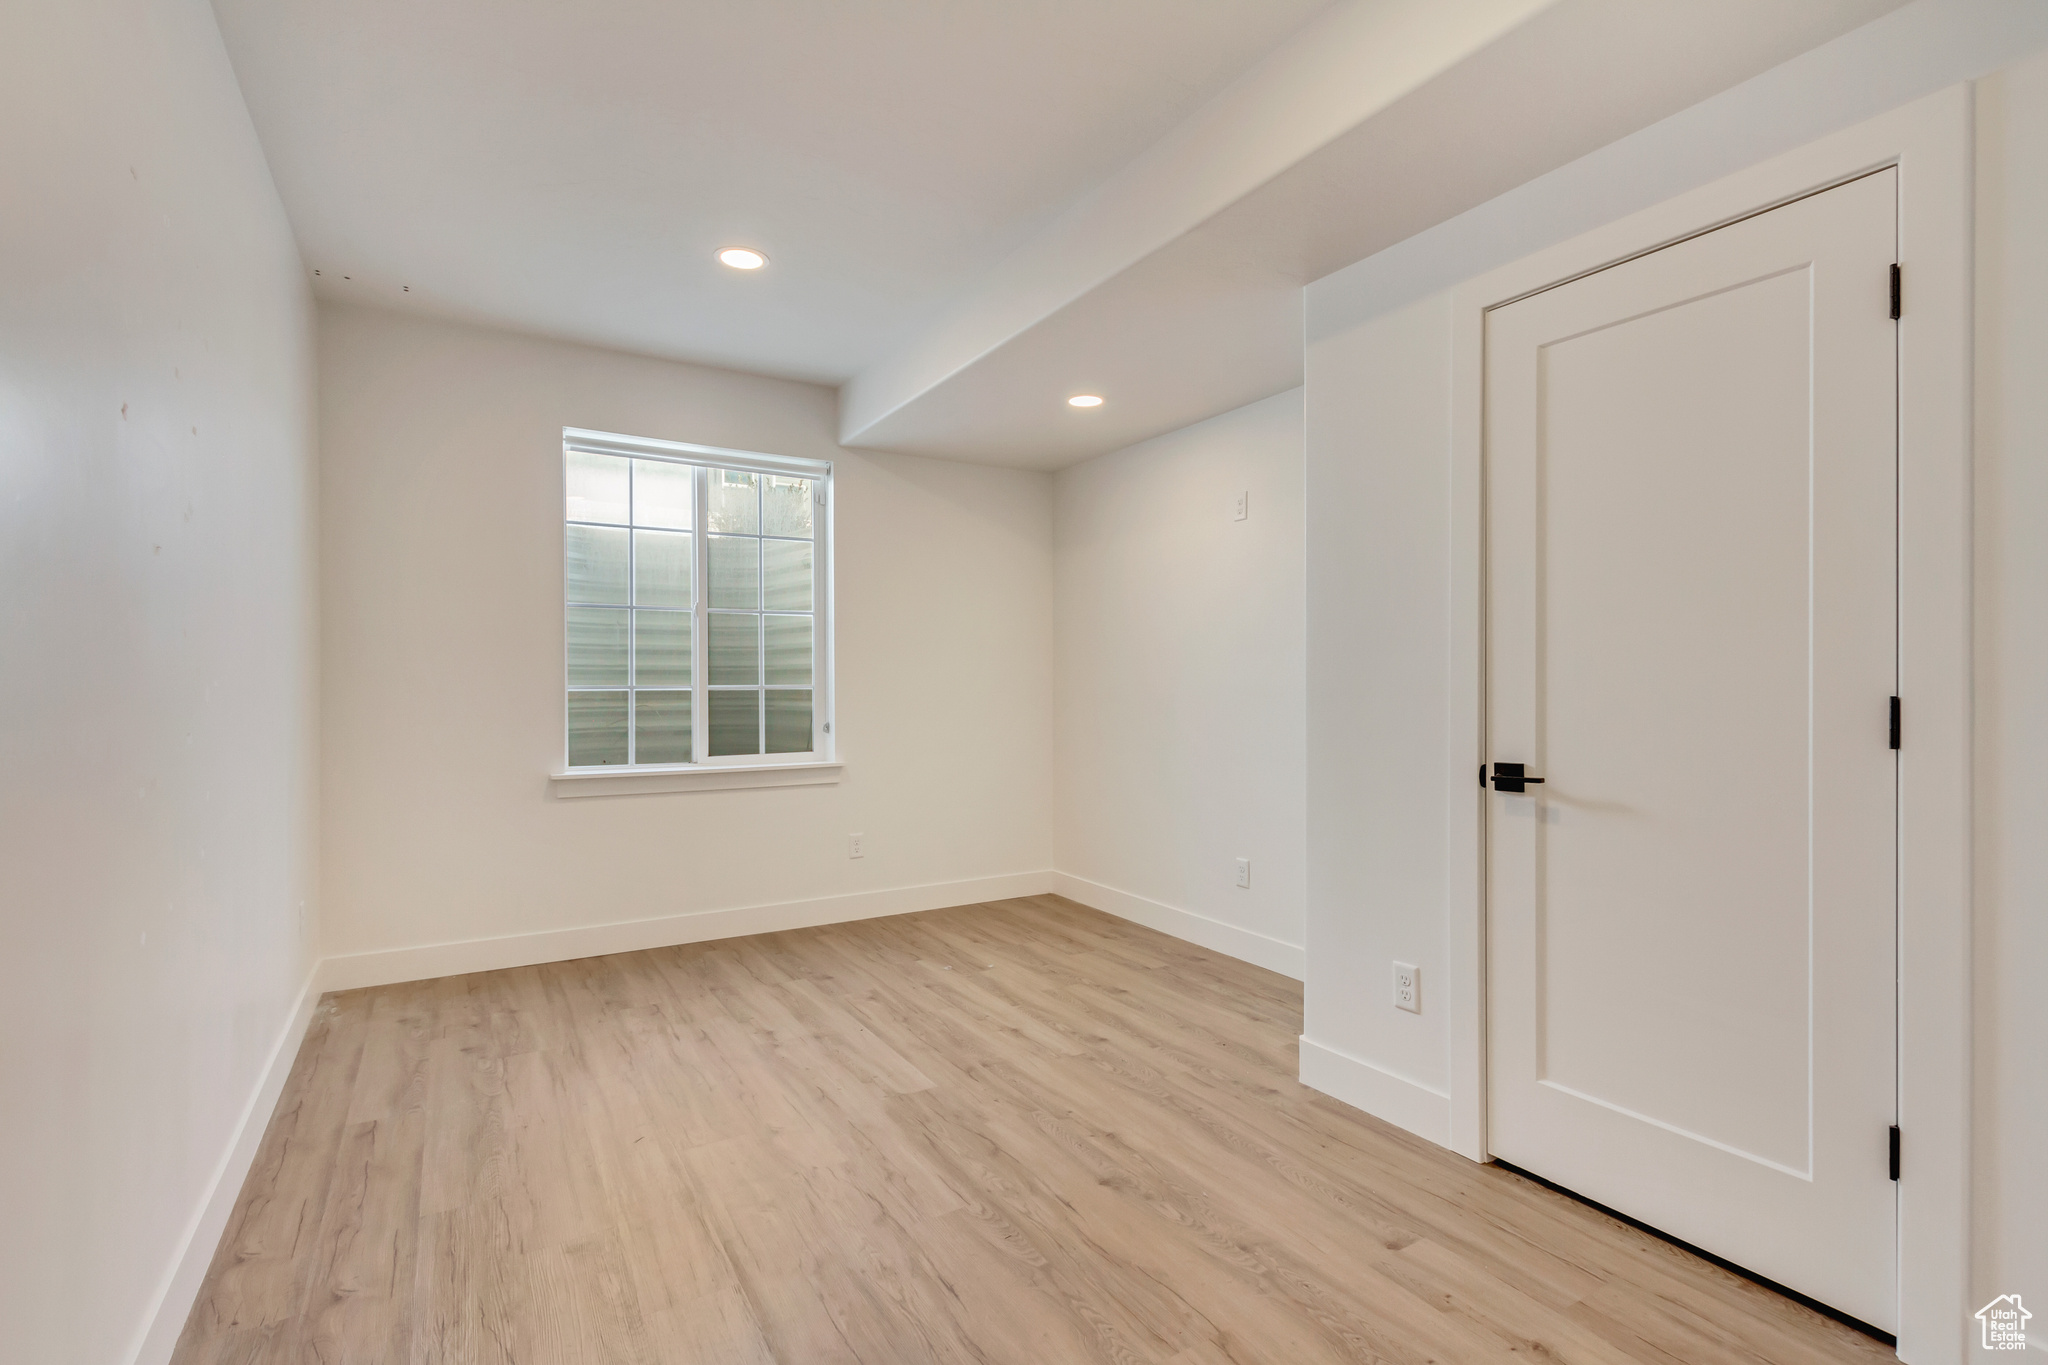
[[1485, 762, 1546, 793]]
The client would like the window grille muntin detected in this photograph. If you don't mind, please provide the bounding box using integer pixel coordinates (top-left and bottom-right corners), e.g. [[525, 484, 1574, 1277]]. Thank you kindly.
[[563, 432, 829, 770]]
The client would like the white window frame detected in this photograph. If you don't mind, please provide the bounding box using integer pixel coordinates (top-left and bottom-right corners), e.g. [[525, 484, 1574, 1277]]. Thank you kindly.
[[554, 427, 836, 792]]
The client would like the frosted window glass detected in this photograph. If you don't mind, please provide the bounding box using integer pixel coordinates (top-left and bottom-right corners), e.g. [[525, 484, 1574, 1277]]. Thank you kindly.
[[635, 690, 692, 764], [707, 534, 759, 609], [633, 609, 690, 687], [567, 607, 628, 686], [708, 469, 759, 533], [708, 689, 760, 756], [707, 613, 759, 685], [766, 689, 812, 754], [634, 529, 691, 608], [633, 460, 693, 530], [763, 614, 811, 685], [567, 691, 628, 766], [566, 524, 628, 604], [762, 540, 812, 612], [763, 476, 813, 538], [566, 452, 629, 525]]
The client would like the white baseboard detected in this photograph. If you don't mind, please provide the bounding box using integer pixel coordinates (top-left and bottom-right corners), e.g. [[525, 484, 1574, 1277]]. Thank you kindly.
[[317, 870, 1060, 992], [1050, 872, 1307, 980], [125, 967, 322, 1365], [1298, 1035, 1452, 1147]]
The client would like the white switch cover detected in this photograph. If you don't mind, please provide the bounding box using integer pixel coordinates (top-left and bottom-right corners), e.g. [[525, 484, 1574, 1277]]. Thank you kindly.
[[848, 833, 865, 859], [1234, 857, 1251, 888], [1233, 491, 1248, 521], [1393, 961, 1420, 1013]]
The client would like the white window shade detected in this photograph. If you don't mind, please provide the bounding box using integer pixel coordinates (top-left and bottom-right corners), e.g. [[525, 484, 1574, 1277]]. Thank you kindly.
[[563, 427, 831, 480]]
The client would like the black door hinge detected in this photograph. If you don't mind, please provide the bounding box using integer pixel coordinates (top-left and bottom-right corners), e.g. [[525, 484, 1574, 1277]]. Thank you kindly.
[[1890, 264, 1902, 320], [1889, 1125, 1902, 1181], [1890, 696, 1902, 750]]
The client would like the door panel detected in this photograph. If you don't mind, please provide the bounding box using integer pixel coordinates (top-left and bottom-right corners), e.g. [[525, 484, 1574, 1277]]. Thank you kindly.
[[1486, 169, 1897, 1328]]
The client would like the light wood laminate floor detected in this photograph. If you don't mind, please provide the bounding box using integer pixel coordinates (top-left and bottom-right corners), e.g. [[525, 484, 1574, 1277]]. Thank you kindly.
[[172, 895, 1892, 1365]]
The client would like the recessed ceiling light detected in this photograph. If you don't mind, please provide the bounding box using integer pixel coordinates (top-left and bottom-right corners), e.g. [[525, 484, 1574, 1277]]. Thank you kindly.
[[718, 247, 767, 270], [1068, 394, 1104, 408]]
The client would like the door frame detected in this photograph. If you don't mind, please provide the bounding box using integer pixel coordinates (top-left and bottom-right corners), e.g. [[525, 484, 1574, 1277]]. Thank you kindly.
[[1443, 86, 1971, 1363]]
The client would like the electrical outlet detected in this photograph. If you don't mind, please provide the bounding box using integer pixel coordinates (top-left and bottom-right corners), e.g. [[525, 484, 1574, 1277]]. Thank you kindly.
[[848, 832, 865, 859], [1393, 961, 1420, 1013], [1235, 857, 1251, 889], [1233, 490, 1248, 521]]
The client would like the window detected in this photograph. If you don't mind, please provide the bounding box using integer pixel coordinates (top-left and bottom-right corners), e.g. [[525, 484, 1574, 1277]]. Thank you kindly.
[[562, 428, 830, 769]]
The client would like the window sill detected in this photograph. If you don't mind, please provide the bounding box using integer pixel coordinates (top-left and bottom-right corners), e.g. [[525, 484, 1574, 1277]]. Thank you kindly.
[[548, 760, 842, 798]]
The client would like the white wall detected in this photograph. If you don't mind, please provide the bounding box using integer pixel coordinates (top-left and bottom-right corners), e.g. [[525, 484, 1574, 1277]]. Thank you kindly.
[[0, 2, 319, 1361], [317, 303, 1055, 970], [1972, 48, 2048, 1348], [1052, 390, 1307, 978], [1301, 292, 1456, 1126], [1303, 11, 2048, 1343]]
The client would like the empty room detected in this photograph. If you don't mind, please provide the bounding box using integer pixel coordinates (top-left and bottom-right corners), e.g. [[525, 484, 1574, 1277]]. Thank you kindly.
[[6, 0, 2046, 1361]]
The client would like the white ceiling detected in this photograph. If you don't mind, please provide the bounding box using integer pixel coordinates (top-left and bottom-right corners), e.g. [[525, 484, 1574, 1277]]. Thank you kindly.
[[211, 0, 1334, 385], [217, 0, 1933, 469], [840, 0, 1914, 467]]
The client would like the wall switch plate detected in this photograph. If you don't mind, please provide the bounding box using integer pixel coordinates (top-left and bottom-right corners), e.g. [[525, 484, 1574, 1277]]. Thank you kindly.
[[848, 833, 865, 859], [1235, 857, 1251, 889], [1234, 491, 1248, 521], [1393, 961, 1420, 1013]]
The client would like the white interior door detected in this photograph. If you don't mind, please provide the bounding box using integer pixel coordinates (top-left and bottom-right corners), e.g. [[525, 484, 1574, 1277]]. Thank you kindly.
[[1484, 169, 1898, 1329]]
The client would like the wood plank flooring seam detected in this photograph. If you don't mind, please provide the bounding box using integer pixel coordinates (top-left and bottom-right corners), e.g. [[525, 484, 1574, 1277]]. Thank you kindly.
[[169, 897, 1895, 1365]]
